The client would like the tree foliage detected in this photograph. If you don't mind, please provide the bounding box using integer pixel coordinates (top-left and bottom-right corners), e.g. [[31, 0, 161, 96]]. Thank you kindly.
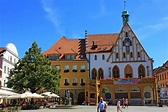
[[7, 41, 61, 93]]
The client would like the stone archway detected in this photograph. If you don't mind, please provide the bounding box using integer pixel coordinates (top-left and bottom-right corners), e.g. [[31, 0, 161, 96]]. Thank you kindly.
[[130, 86, 141, 98], [78, 92, 85, 105], [143, 86, 153, 104], [115, 87, 128, 100]]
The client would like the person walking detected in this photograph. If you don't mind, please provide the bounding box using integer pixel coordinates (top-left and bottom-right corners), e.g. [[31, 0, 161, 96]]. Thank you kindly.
[[97, 97, 108, 112], [117, 100, 122, 112], [122, 98, 125, 108], [125, 99, 128, 108]]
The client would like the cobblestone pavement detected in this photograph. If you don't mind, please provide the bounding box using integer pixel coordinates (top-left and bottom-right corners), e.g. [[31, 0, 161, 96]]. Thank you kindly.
[[22, 105, 168, 112]]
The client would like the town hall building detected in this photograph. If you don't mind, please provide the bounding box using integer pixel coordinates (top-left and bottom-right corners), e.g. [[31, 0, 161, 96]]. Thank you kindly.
[[44, 7, 157, 105]]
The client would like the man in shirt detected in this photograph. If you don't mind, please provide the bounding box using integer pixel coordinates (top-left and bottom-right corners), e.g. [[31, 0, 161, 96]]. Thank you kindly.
[[97, 97, 108, 112]]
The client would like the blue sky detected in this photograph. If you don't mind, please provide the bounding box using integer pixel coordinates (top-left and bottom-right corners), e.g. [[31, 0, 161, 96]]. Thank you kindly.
[[0, 0, 168, 68]]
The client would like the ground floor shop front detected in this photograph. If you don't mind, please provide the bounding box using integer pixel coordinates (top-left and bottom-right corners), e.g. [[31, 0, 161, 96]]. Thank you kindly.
[[85, 78, 158, 105]]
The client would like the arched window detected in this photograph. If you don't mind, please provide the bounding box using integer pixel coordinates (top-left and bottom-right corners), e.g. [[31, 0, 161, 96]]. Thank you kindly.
[[94, 55, 97, 60], [138, 65, 145, 78], [98, 68, 104, 79], [92, 68, 97, 79], [124, 64, 133, 78], [112, 65, 120, 78]]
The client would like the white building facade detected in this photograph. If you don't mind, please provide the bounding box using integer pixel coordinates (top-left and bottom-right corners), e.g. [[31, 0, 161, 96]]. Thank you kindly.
[[0, 43, 19, 87]]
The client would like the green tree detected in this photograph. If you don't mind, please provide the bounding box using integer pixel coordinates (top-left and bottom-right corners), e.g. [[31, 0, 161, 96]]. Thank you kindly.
[[7, 41, 61, 93]]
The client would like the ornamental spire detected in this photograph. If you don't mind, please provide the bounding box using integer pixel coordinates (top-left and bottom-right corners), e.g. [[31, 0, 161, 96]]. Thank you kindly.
[[122, 0, 129, 25]]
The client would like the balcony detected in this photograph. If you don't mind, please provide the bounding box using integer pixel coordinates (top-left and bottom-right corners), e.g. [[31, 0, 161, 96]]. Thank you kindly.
[[64, 69, 69, 73], [72, 83, 77, 86], [64, 82, 70, 86], [80, 83, 85, 86], [72, 69, 77, 72], [80, 69, 85, 72]]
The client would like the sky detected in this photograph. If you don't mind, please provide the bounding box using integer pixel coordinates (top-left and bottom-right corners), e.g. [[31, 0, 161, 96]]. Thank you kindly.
[[0, 0, 168, 68]]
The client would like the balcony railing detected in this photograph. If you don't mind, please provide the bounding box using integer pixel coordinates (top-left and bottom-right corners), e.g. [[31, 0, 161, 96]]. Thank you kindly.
[[64, 83, 70, 86], [72, 83, 77, 86], [64, 69, 69, 73]]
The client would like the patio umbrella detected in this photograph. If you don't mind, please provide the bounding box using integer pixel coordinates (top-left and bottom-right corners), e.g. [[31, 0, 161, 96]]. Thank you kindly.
[[7, 94, 22, 99], [20, 91, 34, 98], [32, 93, 44, 98], [0, 89, 18, 96], [42, 92, 59, 98]]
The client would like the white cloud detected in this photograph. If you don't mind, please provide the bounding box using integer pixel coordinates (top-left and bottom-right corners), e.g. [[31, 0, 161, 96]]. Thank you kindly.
[[41, 0, 63, 34], [134, 16, 168, 41]]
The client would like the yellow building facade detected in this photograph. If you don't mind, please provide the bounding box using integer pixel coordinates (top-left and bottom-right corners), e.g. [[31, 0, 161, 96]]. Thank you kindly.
[[44, 37, 88, 105]]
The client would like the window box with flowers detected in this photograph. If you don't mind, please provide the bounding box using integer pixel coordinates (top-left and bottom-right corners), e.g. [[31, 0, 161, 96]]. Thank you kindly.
[[64, 69, 69, 73], [64, 83, 70, 86], [80, 83, 85, 86], [80, 69, 85, 72], [72, 83, 77, 86], [72, 69, 77, 72]]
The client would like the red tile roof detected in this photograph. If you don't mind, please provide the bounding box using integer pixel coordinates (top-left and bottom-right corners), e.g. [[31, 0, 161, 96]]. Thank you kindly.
[[86, 33, 119, 53], [0, 48, 6, 53], [43, 36, 85, 60], [154, 60, 168, 75]]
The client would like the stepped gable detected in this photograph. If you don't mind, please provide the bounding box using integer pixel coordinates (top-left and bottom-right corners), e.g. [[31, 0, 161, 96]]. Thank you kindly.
[[87, 33, 119, 53]]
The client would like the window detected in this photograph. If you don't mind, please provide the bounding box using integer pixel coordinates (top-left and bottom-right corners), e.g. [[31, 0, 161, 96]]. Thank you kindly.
[[138, 65, 145, 78], [98, 68, 104, 79], [94, 55, 97, 60], [71, 55, 75, 60], [137, 52, 140, 57], [123, 52, 126, 58], [55, 65, 60, 70], [113, 66, 119, 78], [80, 65, 85, 72], [125, 32, 128, 37], [130, 52, 133, 58], [146, 66, 149, 76], [81, 79, 85, 86], [10, 56, 12, 62], [92, 68, 97, 79], [7, 67, 10, 74], [124, 38, 131, 53], [72, 65, 77, 72], [72, 79, 77, 86], [73, 79, 77, 83], [66, 55, 70, 60], [116, 53, 118, 58], [64, 65, 69, 72], [49, 55, 59, 60], [4, 66, 6, 73], [64, 79, 69, 85], [102, 55, 105, 60]]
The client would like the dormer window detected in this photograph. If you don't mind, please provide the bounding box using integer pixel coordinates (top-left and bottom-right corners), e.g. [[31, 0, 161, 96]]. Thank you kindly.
[[71, 55, 75, 59], [66, 55, 70, 60], [49, 55, 59, 60], [65, 54, 75, 60], [91, 41, 97, 49]]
